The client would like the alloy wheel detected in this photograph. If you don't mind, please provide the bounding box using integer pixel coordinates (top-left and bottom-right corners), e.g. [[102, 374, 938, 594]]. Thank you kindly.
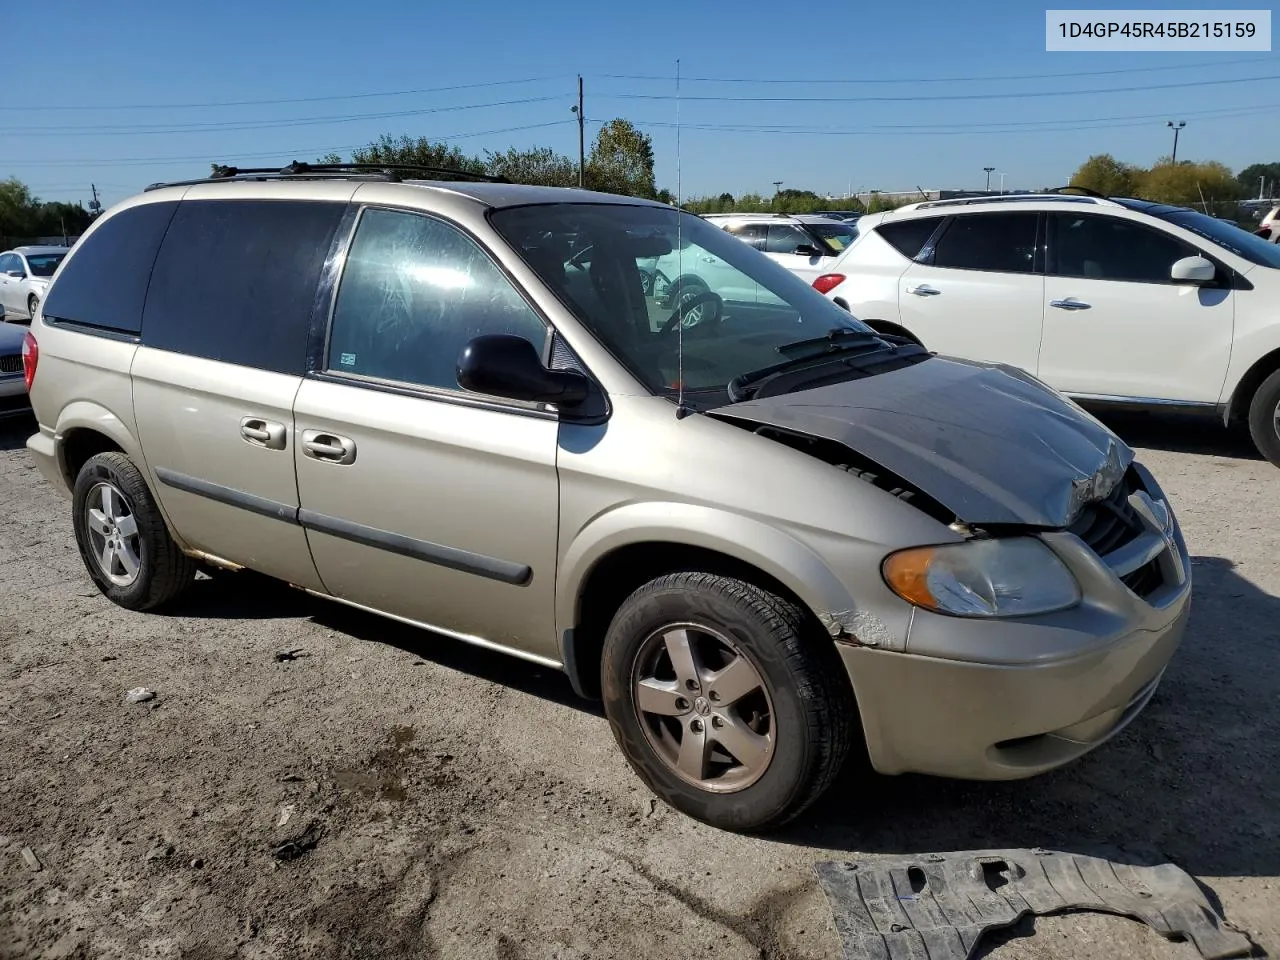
[[84, 481, 142, 587]]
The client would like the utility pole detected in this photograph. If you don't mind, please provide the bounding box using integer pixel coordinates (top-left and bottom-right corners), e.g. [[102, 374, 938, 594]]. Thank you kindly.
[[88, 183, 102, 218], [1259, 175, 1266, 200], [1167, 120, 1186, 164], [999, 172, 1006, 194], [983, 167, 995, 193], [573, 76, 586, 189], [772, 181, 783, 193]]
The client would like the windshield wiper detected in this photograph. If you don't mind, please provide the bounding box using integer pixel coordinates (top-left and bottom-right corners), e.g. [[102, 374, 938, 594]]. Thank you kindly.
[[727, 329, 894, 402]]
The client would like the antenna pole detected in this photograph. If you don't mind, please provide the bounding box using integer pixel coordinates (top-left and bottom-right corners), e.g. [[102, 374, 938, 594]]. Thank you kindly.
[[576, 75, 585, 188], [675, 58, 688, 420]]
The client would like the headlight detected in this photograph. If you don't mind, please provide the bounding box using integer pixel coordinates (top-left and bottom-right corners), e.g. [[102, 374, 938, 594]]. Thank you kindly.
[[882, 537, 1080, 618]]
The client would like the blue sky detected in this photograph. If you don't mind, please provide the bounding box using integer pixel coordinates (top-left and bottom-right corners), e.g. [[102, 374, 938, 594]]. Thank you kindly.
[[8, 0, 1278, 209]]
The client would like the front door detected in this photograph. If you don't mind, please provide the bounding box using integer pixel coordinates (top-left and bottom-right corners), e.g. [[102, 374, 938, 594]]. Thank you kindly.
[[293, 205, 562, 662], [0, 254, 20, 314], [895, 211, 1045, 375], [1039, 212, 1234, 402]]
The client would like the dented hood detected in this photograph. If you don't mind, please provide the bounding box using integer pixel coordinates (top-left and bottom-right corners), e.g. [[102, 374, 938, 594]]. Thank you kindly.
[[712, 356, 1132, 527]]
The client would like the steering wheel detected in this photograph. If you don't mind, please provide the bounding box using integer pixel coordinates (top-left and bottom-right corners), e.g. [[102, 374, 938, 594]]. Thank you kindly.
[[659, 289, 724, 335]]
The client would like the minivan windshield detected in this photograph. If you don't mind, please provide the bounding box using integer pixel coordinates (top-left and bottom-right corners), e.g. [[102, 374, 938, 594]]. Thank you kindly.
[[490, 203, 879, 402], [1140, 205, 1280, 268]]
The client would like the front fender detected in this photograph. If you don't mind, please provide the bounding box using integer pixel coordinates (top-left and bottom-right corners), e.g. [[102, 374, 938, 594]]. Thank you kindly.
[[555, 500, 868, 645]]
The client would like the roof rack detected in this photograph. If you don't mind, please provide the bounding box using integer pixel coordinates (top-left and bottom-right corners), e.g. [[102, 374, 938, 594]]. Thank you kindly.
[[913, 193, 1105, 210], [145, 160, 509, 192], [1050, 184, 1108, 198]]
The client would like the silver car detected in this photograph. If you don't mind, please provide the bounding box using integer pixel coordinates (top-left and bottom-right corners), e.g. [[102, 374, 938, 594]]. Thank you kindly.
[[0, 318, 30, 416], [23, 168, 1191, 831], [0, 245, 69, 322]]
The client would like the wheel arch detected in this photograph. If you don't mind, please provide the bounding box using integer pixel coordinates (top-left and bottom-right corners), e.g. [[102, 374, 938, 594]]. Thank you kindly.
[[555, 504, 862, 699], [55, 402, 142, 489], [1223, 346, 1280, 425]]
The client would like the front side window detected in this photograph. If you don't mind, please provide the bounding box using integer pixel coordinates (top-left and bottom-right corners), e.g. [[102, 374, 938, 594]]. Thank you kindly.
[[25, 254, 65, 277], [765, 224, 813, 254], [0, 254, 18, 275], [489, 203, 878, 405], [326, 207, 546, 392], [931, 213, 1039, 274], [1049, 213, 1196, 283]]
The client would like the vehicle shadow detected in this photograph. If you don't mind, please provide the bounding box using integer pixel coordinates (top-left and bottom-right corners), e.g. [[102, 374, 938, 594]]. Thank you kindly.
[[789, 555, 1280, 889], [0, 411, 34, 451], [1093, 408, 1262, 460]]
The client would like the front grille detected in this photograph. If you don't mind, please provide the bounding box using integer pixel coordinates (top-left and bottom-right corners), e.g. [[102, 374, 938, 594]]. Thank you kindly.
[[1067, 471, 1144, 556], [0, 354, 20, 374], [1120, 558, 1163, 597]]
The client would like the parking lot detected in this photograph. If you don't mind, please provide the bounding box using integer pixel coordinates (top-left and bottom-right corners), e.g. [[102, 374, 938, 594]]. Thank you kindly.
[[0, 407, 1276, 960]]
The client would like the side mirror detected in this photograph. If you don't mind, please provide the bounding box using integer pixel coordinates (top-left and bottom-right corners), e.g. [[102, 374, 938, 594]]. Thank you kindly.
[[5, 270, 23, 279], [457, 334, 590, 408], [1170, 255, 1216, 285], [793, 244, 824, 258]]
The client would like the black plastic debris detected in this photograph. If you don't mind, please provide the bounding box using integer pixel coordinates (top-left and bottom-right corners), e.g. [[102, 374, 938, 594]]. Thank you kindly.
[[815, 849, 1253, 960], [271, 821, 324, 862]]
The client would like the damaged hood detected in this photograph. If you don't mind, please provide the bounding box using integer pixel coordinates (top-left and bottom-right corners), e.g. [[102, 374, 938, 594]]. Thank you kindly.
[[712, 355, 1132, 527]]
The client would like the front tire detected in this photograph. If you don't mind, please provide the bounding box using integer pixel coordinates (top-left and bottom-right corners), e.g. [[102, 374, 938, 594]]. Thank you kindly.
[[72, 452, 197, 610], [1247, 369, 1280, 467], [601, 572, 855, 832]]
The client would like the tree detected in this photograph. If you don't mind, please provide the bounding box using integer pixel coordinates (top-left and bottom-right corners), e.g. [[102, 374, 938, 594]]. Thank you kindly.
[[718, 192, 734, 206], [350, 135, 487, 176], [586, 119, 656, 197], [482, 146, 576, 186], [0, 177, 92, 241], [1237, 162, 1280, 196], [1070, 154, 1144, 197], [1139, 160, 1243, 207]]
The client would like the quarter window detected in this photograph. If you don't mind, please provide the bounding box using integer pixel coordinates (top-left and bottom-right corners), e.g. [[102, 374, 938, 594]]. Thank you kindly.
[[326, 208, 546, 392], [40, 201, 179, 334], [1049, 213, 1199, 283], [876, 217, 944, 260], [931, 213, 1039, 274], [143, 199, 346, 372]]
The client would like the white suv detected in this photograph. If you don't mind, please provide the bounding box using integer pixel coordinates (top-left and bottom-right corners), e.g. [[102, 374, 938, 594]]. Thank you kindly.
[[819, 193, 1280, 465]]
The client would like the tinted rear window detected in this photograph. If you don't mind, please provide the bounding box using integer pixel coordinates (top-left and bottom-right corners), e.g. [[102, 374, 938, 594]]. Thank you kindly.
[[41, 201, 178, 334], [142, 199, 346, 374], [876, 217, 943, 259]]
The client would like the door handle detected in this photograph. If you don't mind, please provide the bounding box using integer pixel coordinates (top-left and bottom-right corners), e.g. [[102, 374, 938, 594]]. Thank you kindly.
[[1049, 298, 1092, 310], [700, 256, 717, 263], [301, 429, 356, 465], [240, 417, 287, 450], [906, 284, 941, 296]]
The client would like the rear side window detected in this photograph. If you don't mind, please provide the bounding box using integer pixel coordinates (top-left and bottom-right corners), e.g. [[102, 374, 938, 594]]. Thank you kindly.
[[724, 222, 767, 250], [931, 213, 1039, 274], [41, 201, 178, 334], [876, 217, 943, 260], [143, 199, 346, 374]]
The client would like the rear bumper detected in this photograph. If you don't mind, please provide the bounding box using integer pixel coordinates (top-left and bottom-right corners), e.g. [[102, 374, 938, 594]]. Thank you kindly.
[[26, 426, 68, 497]]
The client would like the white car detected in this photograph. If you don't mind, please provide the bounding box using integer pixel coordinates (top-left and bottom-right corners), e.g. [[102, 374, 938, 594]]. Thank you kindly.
[[0, 246, 70, 322], [817, 193, 1280, 465], [703, 213, 858, 287], [1254, 204, 1280, 243]]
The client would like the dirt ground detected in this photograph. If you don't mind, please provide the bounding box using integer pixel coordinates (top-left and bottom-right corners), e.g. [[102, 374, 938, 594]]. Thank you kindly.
[[1, 409, 1276, 960]]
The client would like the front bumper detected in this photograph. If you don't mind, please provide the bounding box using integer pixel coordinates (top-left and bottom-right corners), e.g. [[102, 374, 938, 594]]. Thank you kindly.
[[0, 373, 30, 416], [841, 462, 1192, 780]]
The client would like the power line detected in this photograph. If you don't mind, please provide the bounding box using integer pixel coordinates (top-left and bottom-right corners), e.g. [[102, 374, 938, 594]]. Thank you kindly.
[[0, 75, 574, 112], [8, 120, 578, 167], [598, 55, 1270, 85], [602, 73, 1280, 104], [2, 96, 563, 136], [608, 103, 1279, 137]]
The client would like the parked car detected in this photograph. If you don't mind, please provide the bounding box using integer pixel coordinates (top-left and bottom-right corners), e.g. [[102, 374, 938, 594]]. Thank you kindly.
[[702, 213, 859, 286], [814, 210, 864, 223], [1254, 204, 1280, 242], [0, 317, 32, 417], [24, 169, 1190, 831], [817, 193, 1280, 466], [0, 245, 70, 322]]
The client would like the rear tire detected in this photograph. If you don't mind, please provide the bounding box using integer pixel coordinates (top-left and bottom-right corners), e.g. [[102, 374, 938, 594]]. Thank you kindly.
[[27, 294, 38, 321], [601, 571, 855, 832], [72, 452, 197, 610], [1246, 369, 1280, 467]]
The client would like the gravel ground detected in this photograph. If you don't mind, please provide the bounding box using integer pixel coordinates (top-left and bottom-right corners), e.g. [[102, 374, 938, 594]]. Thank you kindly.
[[1, 409, 1276, 960]]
